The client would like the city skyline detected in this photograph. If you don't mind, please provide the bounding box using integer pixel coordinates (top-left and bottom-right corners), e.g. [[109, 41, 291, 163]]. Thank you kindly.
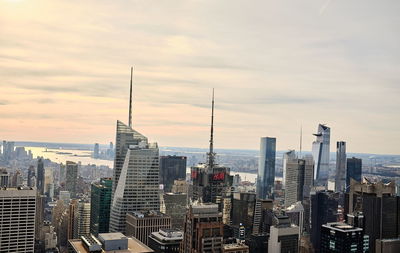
[[1, 0, 400, 155]]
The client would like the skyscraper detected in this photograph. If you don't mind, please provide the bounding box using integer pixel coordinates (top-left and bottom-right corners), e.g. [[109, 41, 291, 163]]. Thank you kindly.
[[311, 124, 330, 183], [0, 187, 36, 253], [284, 158, 306, 208], [346, 157, 362, 191], [268, 216, 300, 253], [257, 137, 276, 199], [190, 90, 232, 206], [93, 143, 99, 159], [90, 177, 112, 235], [335, 141, 346, 192], [27, 165, 35, 187], [37, 157, 45, 195], [181, 203, 223, 253], [66, 161, 78, 198], [109, 68, 160, 233], [282, 150, 296, 189], [159, 155, 187, 192], [311, 191, 339, 252], [320, 222, 367, 253]]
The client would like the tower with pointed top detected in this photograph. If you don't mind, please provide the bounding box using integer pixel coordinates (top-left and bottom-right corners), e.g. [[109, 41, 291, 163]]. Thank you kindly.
[[189, 90, 232, 221], [109, 68, 160, 233]]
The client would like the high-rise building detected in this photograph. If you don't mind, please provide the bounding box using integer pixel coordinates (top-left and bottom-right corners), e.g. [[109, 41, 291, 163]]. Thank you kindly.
[[0, 187, 36, 253], [345, 180, 399, 252], [93, 143, 99, 159], [109, 69, 160, 233], [257, 137, 276, 199], [181, 203, 223, 253], [311, 124, 330, 183], [311, 190, 339, 252], [90, 177, 112, 235], [0, 168, 9, 187], [231, 192, 257, 238], [66, 161, 78, 198], [268, 216, 300, 253], [190, 90, 232, 207], [78, 202, 91, 237], [320, 222, 368, 253], [37, 157, 45, 195], [335, 141, 346, 192], [148, 229, 183, 253], [284, 158, 306, 208], [285, 201, 305, 233], [346, 157, 362, 192], [125, 210, 171, 246], [282, 150, 296, 189], [164, 192, 187, 230], [160, 155, 187, 192], [27, 165, 35, 187]]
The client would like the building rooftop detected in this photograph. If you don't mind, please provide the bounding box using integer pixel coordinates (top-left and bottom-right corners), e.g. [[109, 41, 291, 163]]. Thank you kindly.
[[323, 222, 363, 233], [98, 232, 127, 241], [151, 229, 183, 242], [129, 210, 169, 218], [69, 236, 154, 253]]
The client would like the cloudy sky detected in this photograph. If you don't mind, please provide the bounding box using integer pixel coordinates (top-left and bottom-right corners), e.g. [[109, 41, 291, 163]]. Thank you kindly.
[[1, 0, 399, 154]]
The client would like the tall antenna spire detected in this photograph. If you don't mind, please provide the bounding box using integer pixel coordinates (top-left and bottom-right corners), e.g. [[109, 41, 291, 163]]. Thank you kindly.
[[299, 125, 303, 158], [128, 67, 133, 128], [207, 88, 215, 169]]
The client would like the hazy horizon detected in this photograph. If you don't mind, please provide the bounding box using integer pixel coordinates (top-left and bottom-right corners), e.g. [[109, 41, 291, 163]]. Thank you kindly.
[[1, 0, 399, 154]]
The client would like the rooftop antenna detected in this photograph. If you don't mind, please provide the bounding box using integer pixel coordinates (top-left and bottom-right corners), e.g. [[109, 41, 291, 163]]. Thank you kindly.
[[128, 67, 133, 128], [207, 88, 215, 169]]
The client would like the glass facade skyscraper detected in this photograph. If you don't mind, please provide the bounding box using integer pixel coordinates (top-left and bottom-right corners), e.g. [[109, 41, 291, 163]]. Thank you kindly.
[[335, 141, 346, 192], [90, 177, 112, 235], [311, 124, 330, 183], [346, 157, 362, 191], [257, 137, 276, 199], [109, 121, 160, 233]]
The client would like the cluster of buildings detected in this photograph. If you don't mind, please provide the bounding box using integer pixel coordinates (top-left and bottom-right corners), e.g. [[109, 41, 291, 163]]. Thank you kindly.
[[1, 73, 400, 253]]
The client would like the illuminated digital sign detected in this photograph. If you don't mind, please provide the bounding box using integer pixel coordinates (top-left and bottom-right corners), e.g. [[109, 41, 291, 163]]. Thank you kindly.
[[212, 172, 225, 181]]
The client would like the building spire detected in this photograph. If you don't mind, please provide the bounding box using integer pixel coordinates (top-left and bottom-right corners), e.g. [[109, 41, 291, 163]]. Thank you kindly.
[[207, 88, 215, 169], [128, 67, 133, 128], [299, 125, 303, 158]]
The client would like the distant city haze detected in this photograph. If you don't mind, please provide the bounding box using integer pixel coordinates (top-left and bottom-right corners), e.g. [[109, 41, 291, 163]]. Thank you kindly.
[[1, 0, 399, 154]]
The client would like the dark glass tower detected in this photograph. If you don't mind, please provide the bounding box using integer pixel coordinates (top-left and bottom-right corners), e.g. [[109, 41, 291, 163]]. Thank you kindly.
[[66, 161, 78, 198], [160, 155, 187, 192], [90, 177, 112, 235], [346, 157, 362, 191], [311, 191, 339, 252], [335, 141, 346, 192], [37, 157, 45, 195], [320, 222, 367, 253], [257, 137, 276, 199]]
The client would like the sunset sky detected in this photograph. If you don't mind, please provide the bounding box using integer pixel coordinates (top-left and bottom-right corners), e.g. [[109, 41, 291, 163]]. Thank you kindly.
[[1, 0, 399, 154]]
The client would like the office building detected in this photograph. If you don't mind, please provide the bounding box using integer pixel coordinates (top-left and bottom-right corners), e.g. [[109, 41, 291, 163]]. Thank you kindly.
[[181, 203, 223, 253], [345, 180, 399, 252], [171, 179, 189, 194], [0, 168, 9, 187], [126, 210, 171, 245], [320, 222, 368, 253], [90, 177, 112, 235], [66, 161, 78, 198], [93, 143, 99, 159], [285, 201, 304, 233], [148, 229, 183, 253], [311, 191, 339, 252], [268, 216, 300, 253], [335, 141, 346, 192], [68, 200, 79, 240], [160, 155, 187, 192], [284, 158, 306, 208], [27, 165, 35, 187], [346, 157, 362, 191], [37, 157, 45, 195], [311, 124, 330, 183], [0, 187, 36, 253], [257, 137, 276, 199], [282, 150, 296, 189], [78, 202, 91, 236], [68, 233, 154, 253], [163, 192, 187, 229], [108, 122, 159, 233], [190, 91, 232, 207], [376, 238, 400, 253], [60, 190, 71, 204], [231, 192, 257, 238]]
